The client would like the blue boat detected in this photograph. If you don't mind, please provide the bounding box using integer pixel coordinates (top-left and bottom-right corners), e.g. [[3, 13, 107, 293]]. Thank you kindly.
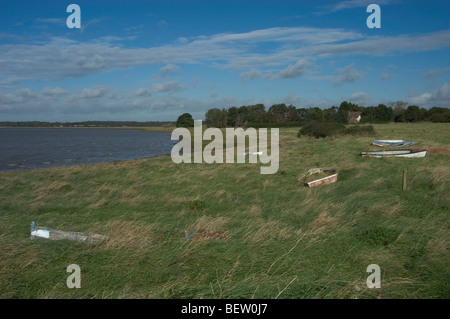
[[372, 140, 416, 147]]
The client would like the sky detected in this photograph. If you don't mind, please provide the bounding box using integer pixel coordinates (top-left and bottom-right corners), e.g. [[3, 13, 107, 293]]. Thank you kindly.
[[0, 0, 449, 122]]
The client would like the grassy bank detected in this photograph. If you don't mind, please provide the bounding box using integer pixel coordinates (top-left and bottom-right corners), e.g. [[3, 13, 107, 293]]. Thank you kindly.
[[0, 123, 448, 298]]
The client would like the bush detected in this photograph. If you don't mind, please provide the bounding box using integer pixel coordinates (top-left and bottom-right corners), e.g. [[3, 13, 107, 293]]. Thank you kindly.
[[249, 121, 305, 128], [344, 124, 376, 136], [297, 121, 345, 138], [429, 110, 450, 123], [297, 121, 376, 138]]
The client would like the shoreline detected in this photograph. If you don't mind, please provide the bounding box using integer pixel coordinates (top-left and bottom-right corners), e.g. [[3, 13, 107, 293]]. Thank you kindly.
[[0, 152, 173, 174], [0, 126, 176, 132]]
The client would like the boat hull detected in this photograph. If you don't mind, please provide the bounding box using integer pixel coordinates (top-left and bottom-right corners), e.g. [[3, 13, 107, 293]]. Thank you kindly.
[[361, 149, 427, 158], [372, 140, 416, 147], [298, 168, 338, 187], [306, 173, 338, 187]]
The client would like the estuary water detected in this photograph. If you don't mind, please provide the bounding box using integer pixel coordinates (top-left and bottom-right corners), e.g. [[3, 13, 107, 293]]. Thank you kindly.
[[0, 128, 174, 172]]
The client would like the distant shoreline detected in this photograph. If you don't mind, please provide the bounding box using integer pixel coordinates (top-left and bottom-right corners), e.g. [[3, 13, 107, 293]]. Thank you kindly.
[[0, 126, 176, 132]]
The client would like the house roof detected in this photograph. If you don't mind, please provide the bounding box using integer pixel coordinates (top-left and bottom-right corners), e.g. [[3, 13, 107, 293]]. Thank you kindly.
[[348, 111, 362, 118]]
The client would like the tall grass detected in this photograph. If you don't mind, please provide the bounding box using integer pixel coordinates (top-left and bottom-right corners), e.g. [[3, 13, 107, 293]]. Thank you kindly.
[[0, 123, 448, 298]]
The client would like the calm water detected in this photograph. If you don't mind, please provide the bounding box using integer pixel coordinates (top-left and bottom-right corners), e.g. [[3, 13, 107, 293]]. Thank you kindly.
[[0, 128, 174, 172]]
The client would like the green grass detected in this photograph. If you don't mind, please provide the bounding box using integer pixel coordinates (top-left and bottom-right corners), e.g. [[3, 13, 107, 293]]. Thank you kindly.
[[0, 123, 449, 299]]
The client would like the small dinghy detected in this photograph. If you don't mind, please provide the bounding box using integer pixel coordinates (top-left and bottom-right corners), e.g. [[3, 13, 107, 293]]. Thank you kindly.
[[361, 149, 427, 158], [372, 140, 416, 147]]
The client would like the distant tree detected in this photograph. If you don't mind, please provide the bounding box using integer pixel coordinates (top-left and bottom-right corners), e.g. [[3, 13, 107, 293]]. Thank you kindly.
[[316, 108, 324, 122], [205, 108, 228, 128], [286, 105, 299, 121], [336, 101, 359, 123], [227, 106, 239, 127], [237, 105, 249, 126], [305, 107, 320, 121], [297, 108, 308, 121], [405, 105, 425, 122], [316, 108, 325, 122], [336, 111, 348, 124], [427, 107, 450, 122], [247, 104, 266, 124], [361, 106, 376, 122], [428, 109, 450, 122], [389, 101, 407, 122], [340, 101, 360, 112], [176, 113, 194, 128], [375, 104, 393, 122], [324, 106, 338, 121], [268, 103, 288, 123]]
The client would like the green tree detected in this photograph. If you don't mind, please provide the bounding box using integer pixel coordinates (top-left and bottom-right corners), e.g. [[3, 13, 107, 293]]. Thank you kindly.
[[405, 105, 425, 122], [247, 104, 266, 124], [361, 106, 377, 122], [227, 106, 239, 127], [176, 113, 194, 128], [336, 101, 359, 123], [205, 108, 227, 128], [268, 103, 288, 123], [297, 108, 308, 121], [375, 104, 393, 122], [316, 108, 324, 122], [428, 109, 450, 122], [389, 101, 407, 122], [286, 105, 299, 121], [323, 106, 337, 121], [427, 107, 450, 122], [305, 107, 320, 121], [237, 106, 249, 126]]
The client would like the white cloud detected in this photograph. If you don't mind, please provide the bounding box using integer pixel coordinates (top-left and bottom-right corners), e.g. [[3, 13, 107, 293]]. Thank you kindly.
[[241, 60, 309, 81], [2, 28, 449, 85], [134, 88, 152, 96], [346, 92, 371, 105], [421, 67, 449, 78], [407, 93, 433, 106], [208, 27, 363, 45], [0, 88, 37, 105], [280, 93, 302, 106], [41, 86, 69, 96], [407, 82, 450, 106], [333, 64, 364, 86], [160, 63, 180, 77], [240, 69, 262, 81], [35, 18, 65, 25], [0, 84, 206, 121], [80, 18, 104, 34], [157, 20, 168, 29], [300, 30, 450, 58], [151, 81, 185, 94], [79, 85, 109, 99], [318, 0, 397, 14], [277, 59, 309, 79]]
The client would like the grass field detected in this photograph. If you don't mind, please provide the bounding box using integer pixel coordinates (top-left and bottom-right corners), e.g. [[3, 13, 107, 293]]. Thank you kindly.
[[0, 122, 448, 299]]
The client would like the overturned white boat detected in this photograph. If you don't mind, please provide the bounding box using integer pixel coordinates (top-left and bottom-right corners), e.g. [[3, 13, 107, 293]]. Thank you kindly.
[[372, 140, 416, 147], [361, 149, 427, 158]]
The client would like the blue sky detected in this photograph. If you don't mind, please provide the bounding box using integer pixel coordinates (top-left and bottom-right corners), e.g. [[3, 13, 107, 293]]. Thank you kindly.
[[0, 0, 449, 121]]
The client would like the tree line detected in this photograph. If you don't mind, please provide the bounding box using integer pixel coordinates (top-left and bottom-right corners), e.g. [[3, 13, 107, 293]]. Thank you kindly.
[[176, 101, 450, 128]]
